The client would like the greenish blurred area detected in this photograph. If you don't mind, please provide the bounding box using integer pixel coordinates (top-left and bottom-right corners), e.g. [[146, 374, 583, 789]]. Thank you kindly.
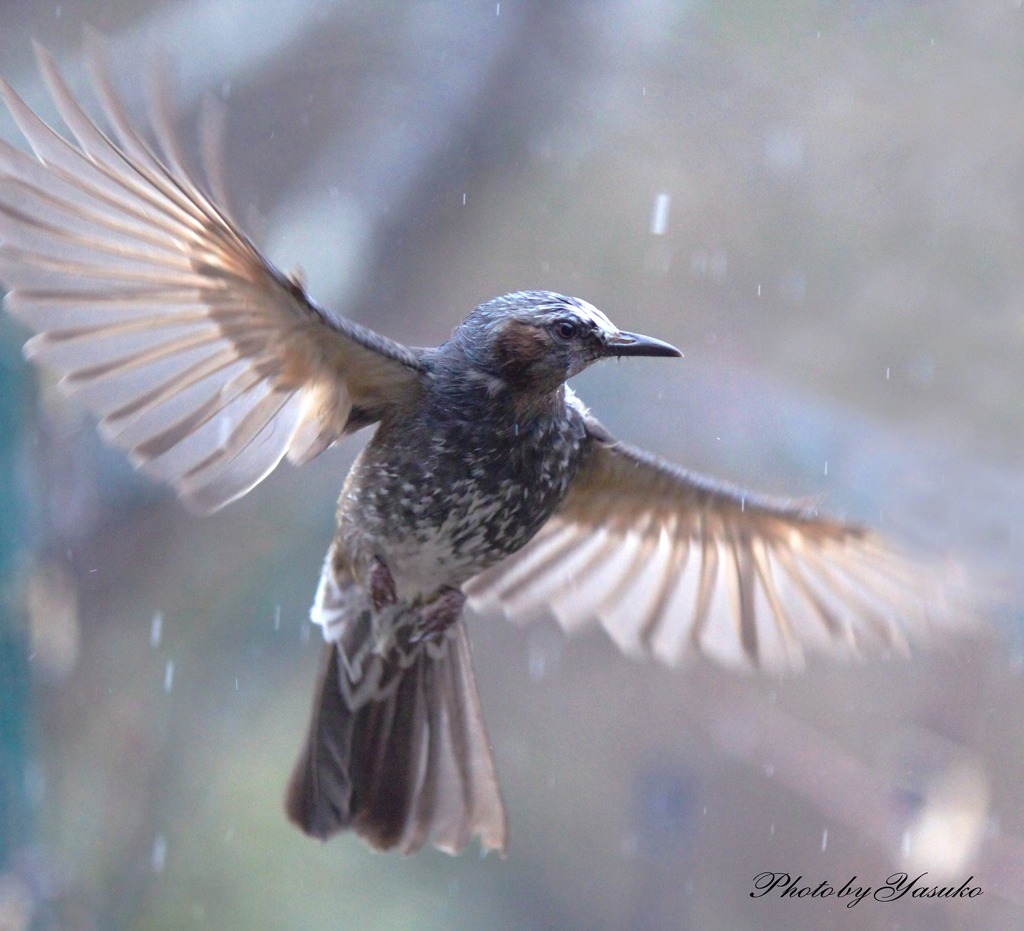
[[1, 1, 1022, 929], [0, 325, 30, 901]]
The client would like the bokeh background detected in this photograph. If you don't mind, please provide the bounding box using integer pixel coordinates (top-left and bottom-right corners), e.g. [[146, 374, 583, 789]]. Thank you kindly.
[[1, 1, 1023, 928]]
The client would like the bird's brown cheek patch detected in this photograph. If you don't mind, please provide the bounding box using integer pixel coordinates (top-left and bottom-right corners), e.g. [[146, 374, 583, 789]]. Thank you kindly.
[[494, 321, 550, 376]]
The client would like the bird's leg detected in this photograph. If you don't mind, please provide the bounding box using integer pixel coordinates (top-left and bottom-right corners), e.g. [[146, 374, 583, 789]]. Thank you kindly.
[[368, 556, 397, 612], [409, 586, 466, 644]]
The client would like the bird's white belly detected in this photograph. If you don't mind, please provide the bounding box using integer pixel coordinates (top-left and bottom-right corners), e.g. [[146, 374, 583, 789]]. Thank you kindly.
[[378, 494, 509, 599]]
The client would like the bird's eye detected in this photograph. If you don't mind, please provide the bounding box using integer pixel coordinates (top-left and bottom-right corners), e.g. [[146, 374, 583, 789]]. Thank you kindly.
[[554, 320, 578, 340]]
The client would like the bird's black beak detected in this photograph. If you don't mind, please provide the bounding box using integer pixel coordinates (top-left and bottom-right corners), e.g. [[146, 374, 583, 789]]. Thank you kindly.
[[603, 331, 683, 358]]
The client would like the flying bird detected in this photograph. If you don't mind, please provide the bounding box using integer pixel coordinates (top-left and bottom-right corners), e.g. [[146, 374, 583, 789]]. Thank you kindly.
[[0, 45, 961, 856]]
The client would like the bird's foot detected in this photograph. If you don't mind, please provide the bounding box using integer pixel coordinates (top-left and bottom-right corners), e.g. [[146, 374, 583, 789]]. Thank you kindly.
[[368, 556, 397, 613], [409, 586, 465, 645]]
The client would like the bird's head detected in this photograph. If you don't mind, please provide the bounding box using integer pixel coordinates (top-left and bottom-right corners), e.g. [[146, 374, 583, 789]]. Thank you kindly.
[[449, 291, 681, 395]]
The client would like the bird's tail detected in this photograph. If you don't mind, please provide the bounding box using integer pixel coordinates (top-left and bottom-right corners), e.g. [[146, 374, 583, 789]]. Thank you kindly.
[[285, 621, 507, 855]]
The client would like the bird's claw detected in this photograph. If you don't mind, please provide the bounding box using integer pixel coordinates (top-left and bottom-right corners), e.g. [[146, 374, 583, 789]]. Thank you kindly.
[[369, 557, 398, 612], [408, 586, 465, 644]]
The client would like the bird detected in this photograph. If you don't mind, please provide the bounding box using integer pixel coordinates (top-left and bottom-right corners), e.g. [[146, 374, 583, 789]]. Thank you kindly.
[[0, 44, 962, 856]]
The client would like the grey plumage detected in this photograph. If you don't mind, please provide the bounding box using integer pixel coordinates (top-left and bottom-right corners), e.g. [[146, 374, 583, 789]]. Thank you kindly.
[[0, 45, 969, 856]]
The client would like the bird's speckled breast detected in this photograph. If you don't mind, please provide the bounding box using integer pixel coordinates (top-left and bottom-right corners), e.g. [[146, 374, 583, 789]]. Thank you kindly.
[[336, 385, 589, 598]]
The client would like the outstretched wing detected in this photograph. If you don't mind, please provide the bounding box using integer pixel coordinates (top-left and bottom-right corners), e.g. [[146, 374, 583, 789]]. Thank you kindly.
[[0, 44, 425, 513], [467, 417, 966, 672]]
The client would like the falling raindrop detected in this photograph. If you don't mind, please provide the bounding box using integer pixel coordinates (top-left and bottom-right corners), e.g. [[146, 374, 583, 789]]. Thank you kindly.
[[150, 612, 163, 649], [528, 647, 546, 681], [152, 834, 167, 873], [164, 660, 174, 693], [274, 604, 281, 631], [821, 828, 828, 852], [650, 193, 671, 236]]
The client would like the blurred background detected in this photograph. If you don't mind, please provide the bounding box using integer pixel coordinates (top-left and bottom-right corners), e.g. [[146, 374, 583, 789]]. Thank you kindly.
[[0, 0, 1023, 928]]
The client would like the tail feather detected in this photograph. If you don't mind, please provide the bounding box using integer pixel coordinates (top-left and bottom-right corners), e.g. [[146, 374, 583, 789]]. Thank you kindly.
[[285, 623, 507, 855]]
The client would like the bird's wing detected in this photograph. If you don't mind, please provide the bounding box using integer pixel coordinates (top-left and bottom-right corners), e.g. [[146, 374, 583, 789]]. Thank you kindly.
[[0, 44, 425, 513], [466, 417, 967, 672]]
